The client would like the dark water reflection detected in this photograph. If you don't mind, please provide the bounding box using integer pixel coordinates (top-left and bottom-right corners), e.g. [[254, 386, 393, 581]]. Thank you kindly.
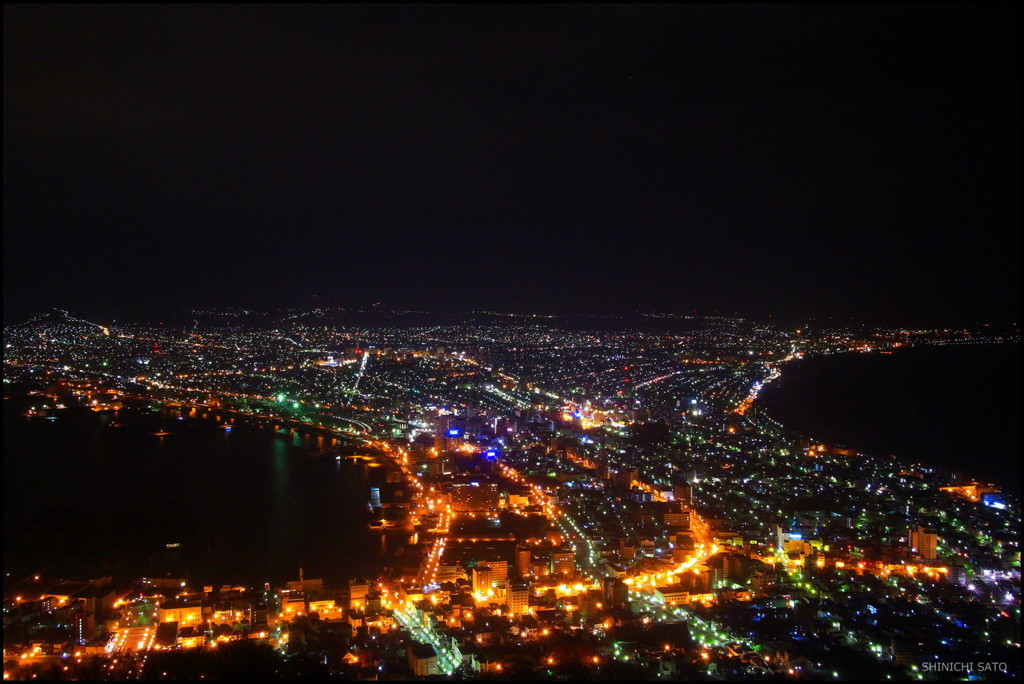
[[4, 407, 400, 586]]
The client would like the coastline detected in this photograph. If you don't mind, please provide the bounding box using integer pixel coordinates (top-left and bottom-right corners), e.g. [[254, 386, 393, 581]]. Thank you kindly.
[[754, 340, 1021, 492]]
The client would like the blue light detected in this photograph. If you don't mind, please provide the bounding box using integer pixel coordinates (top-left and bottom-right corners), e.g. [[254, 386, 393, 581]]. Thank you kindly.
[[983, 493, 1007, 509], [447, 428, 461, 437], [485, 450, 497, 459]]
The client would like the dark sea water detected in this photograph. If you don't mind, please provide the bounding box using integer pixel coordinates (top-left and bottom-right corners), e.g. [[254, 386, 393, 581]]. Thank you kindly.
[[3, 408, 395, 587], [758, 342, 1021, 491]]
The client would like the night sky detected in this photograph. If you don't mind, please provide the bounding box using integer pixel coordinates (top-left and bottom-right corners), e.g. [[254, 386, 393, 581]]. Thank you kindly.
[[4, 5, 1020, 325]]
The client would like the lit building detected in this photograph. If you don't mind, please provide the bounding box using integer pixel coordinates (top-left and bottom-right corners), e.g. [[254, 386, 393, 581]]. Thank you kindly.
[[938, 483, 1000, 503], [282, 596, 307, 616], [486, 560, 508, 583], [664, 511, 690, 529], [159, 601, 202, 626], [654, 584, 713, 606], [910, 526, 938, 560], [472, 565, 506, 598], [507, 580, 530, 615], [449, 481, 499, 511], [551, 551, 574, 577], [437, 564, 467, 583], [308, 600, 342, 618], [514, 546, 532, 576], [407, 641, 440, 676], [349, 578, 369, 611], [654, 584, 691, 606]]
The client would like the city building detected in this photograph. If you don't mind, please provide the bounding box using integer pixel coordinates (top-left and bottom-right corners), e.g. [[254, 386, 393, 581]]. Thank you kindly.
[[507, 580, 530, 615], [910, 525, 938, 560]]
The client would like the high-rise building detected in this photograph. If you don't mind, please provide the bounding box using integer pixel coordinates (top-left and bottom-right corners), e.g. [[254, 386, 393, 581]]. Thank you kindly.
[[472, 565, 507, 601], [472, 566, 491, 594], [485, 560, 508, 584], [551, 550, 574, 577], [723, 553, 748, 583], [507, 580, 530, 615], [515, 546, 532, 576], [948, 565, 968, 586], [910, 526, 938, 560]]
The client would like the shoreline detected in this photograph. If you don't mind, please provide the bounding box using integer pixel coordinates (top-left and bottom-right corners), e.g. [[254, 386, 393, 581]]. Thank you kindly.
[[752, 339, 1021, 492]]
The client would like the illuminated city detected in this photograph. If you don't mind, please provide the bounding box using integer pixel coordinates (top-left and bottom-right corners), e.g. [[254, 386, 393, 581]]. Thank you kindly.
[[3, 309, 1019, 679], [4, 4, 1020, 681]]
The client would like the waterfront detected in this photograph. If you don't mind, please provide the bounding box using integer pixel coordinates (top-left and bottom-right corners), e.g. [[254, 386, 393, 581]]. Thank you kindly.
[[759, 341, 1021, 490], [3, 316, 1019, 679], [3, 406, 394, 588]]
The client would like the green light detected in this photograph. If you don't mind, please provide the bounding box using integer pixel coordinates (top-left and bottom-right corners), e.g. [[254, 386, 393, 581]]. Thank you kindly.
[[277, 394, 285, 402]]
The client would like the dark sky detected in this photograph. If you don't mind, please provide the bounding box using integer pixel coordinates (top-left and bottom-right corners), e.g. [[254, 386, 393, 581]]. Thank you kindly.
[[4, 5, 1020, 325]]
